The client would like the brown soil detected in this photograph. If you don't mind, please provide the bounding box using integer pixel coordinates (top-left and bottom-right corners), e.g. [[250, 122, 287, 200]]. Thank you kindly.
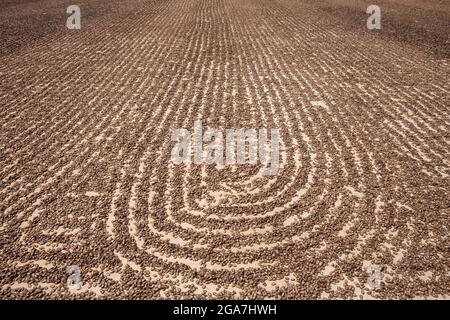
[[0, 0, 449, 299]]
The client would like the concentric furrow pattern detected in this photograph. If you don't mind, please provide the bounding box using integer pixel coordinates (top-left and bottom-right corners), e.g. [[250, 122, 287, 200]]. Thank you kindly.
[[0, 0, 449, 299]]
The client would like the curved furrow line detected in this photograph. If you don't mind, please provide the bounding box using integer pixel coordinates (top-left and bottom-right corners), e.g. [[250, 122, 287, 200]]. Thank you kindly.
[[0, 1, 177, 177], [0, 2, 190, 214]]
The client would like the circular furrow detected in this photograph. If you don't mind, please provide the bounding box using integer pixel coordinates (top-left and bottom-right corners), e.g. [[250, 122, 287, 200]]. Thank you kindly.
[[0, 0, 448, 300]]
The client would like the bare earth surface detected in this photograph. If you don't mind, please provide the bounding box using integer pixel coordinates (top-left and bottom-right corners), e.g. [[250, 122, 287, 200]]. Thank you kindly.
[[0, 0, 449, 299]]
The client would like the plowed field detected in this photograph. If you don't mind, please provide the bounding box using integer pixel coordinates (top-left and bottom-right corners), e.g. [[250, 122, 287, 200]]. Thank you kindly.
[[0, 0, 449, 299]]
